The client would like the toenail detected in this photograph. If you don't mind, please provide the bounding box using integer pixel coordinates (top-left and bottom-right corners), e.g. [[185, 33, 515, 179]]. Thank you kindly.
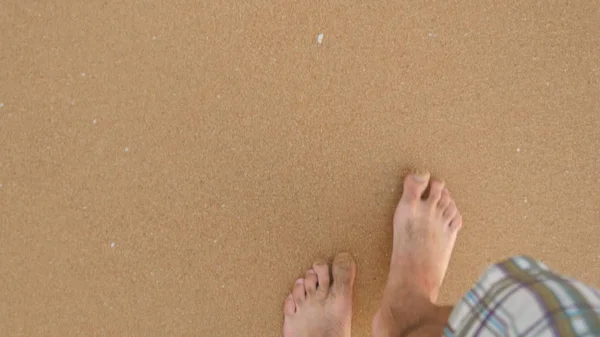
[[412, 170, 430, 182], [296, 279, 304, 284]]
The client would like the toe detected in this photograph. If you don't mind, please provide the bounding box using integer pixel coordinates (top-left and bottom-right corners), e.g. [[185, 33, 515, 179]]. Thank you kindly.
[[304, 269, 318, 295], [427, 179, 445, 205], [443, 201, 458, 223], [331, 252, 356, 297], [283, 294, 296, 316], [313, 259, 330, 298], [400, 170, 430, 202], [450, 213, 463, 231], [437, 189, 451, 210], [292, 279, 306, 305]]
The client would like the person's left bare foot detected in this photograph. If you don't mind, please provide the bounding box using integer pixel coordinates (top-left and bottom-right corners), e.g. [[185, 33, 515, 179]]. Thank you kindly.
[[283, 253, 356, 337]]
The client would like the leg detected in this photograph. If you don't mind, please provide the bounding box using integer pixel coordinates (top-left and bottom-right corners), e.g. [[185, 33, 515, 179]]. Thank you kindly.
[[283, 253, 357, 337], [373, 171, 463, 337]]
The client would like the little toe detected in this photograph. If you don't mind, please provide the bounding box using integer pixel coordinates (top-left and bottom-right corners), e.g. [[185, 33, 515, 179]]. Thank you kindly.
[[427, 179, 445, 205], [313, 259, 330, 297], [331, 252, 356, 297], [292, 279, 306, 305], [304, 269, 318, 295], [284, 294, 296, 316], [400, 170, 431, 203], [450, 213, 463, 231]]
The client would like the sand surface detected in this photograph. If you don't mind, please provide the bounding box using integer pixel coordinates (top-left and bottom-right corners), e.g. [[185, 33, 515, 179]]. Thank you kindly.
[[1, 1, 599, 336]]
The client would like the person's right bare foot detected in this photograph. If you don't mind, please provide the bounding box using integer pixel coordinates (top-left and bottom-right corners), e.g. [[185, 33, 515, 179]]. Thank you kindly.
[[373, 171, 462, 336]]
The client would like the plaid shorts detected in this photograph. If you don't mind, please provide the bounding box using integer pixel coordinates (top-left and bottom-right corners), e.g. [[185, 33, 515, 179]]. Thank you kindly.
[[444, 256, 600, 337]]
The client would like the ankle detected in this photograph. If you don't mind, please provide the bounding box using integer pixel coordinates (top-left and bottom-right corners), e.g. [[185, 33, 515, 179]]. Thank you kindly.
[[375, 297, 451, 337], [385, 269, 436, 301]]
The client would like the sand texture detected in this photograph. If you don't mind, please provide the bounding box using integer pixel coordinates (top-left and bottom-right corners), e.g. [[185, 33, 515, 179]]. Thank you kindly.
[[1, 1, 599, 336]]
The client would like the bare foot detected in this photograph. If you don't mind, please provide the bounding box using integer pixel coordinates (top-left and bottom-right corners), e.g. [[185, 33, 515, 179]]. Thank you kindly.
[[283, 253, 356, 337], [390, 171, 462, 301], [373, 171, 462, 336]]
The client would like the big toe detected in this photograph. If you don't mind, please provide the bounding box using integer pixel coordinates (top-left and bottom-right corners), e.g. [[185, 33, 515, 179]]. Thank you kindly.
[[331, 253, 356, 297], [401, 170, 430, 203]]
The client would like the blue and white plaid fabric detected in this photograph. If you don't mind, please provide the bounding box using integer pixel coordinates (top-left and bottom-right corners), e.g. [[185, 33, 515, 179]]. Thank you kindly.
[[445, 256, 600, 336]]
